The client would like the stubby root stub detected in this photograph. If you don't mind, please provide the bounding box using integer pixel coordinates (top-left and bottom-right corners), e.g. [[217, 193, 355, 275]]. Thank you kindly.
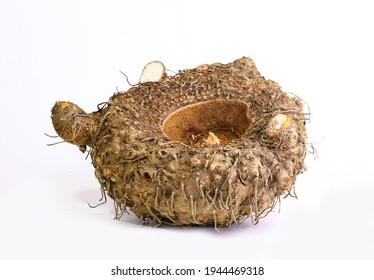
[[51, 57, 308, 228], [51, 101, 99, 148]]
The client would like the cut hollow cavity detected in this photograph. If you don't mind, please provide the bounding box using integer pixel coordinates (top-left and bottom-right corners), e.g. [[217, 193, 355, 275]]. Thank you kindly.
[[162, 99, 253, 146]]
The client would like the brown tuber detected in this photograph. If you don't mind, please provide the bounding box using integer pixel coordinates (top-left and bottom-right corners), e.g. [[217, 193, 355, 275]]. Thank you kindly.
[[50, 57, 308, 229]]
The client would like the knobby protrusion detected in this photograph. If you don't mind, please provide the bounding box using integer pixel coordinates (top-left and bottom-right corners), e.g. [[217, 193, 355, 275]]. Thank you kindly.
[[51, 101, 99, 148]]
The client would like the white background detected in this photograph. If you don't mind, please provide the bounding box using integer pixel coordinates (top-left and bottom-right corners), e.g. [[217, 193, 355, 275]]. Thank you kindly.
[[1, 0, 373, 260]]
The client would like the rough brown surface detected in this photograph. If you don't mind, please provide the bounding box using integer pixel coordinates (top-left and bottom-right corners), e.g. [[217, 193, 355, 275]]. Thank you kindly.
[[51, 57, 307, 228]]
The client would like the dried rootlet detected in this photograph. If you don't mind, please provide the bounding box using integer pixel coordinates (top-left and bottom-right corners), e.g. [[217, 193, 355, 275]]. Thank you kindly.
[[51, 57, 307, 228]]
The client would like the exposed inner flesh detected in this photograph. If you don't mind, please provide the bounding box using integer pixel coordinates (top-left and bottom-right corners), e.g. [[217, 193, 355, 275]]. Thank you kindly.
[[162, 99, 252, 146]]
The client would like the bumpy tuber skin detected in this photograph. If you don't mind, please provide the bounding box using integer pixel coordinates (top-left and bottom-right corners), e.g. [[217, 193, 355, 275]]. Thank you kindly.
[[51, 57, 307, 229]]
